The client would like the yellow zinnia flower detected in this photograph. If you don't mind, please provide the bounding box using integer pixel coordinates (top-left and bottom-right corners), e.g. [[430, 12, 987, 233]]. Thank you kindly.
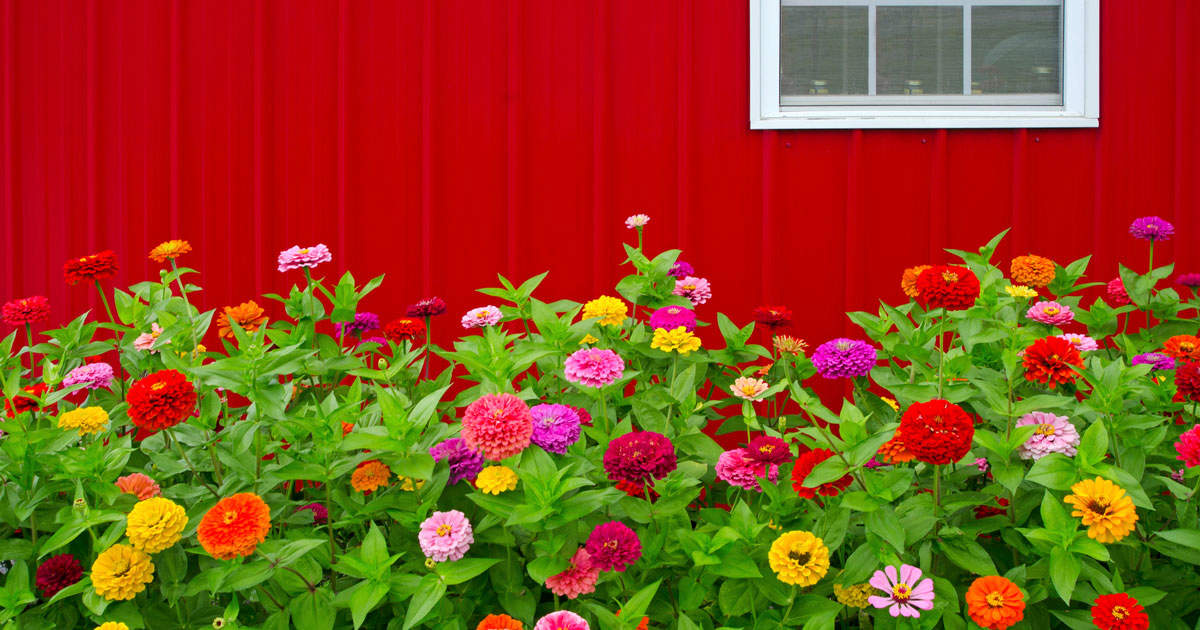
[[833, 583, 874, 608], [148, 239, 192, 263], [475, 466, 519, 495], [1063, 477, 1139, 543], [126, 497, 188, 553], [581, 296, 628, 327], [397, 476, 427, 492], [650, 326, 702, 355], [1005, 284, 1038, 299], [95, 623, 130, 630], [768, 531, 830, 586], [91, 544, 155, 601], [579, 334, 600, 345], [57, 407, 109, 436]]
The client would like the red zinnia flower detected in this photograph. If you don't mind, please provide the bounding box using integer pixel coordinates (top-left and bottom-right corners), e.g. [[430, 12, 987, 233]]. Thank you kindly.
[[914, 265, 980, 311], [2, 296, 50, 327], [35, 554, 83, 599], [127, 369, 198, 431], [898, 399, 974, 465], [974, 497, 1010, 519], [1175, 361, 1200, 403], [614, 478, 658, 501], [790, 448, 852, 498], [1023, 336, 1084, 389], [4, 382, 49, 418], [383, 317, 426, 344], [63, 250, 118, 286], [1091, 593, 1148, 630], [752, 305, 792, 329]]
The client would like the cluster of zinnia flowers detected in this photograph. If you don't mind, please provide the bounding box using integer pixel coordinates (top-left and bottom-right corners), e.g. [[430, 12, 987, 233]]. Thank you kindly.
[[811, 338, 877, 379], [1015, 411, 1080, 460]]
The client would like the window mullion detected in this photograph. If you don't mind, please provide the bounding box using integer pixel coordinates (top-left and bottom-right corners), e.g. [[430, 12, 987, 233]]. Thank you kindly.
[[867, 3, 877, 96]]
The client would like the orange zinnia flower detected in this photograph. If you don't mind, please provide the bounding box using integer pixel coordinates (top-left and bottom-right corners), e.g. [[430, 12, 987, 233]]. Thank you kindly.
[[351, 459, 391, 494], [1010, 254, 1056, 288], [217, 301, 269, 338], [1163, 335, 1200, 361], [149, 239, 192, 263], [877, 434, 914, 464], [965, 576, 1025, 630], [476, 614, 523, 630], [901, 265, 931, 298], [197, 493, 271, 560]]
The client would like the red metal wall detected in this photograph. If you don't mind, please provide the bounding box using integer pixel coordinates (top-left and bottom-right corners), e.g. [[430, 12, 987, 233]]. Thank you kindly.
[[1, 1, 1198, 349]]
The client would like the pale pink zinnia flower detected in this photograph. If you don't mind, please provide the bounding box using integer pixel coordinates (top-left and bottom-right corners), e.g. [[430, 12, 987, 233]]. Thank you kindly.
[[1057, 333, 1098, 352], [673, 276, 711, 306], [1026, 300, 1074, 326], [417, 510, 474, 562], [277, 244, 332, 273], [715, 448, 778, 492], [544, 548, 600, 599], [534, 611, 590, 630], [868, 564, 935, 618], [133, 323, 164, 353], [1015, 411, 1080, 460], [624, 214, 650, 229], [730, 377, 769, 401], [461, 306, 503, 329], [564, 348, 625, 388]]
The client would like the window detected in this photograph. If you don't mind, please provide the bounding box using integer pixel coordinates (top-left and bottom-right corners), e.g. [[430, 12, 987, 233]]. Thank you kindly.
[[750, 0, 1099, 128]]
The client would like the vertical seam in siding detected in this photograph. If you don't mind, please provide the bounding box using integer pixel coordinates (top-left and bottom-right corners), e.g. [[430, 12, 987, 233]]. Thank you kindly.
[[676, 0, 690, 252], [760, 132, 771, 304], [591, 1, 607, 296], [169, 0, 179, 237], [845, 130, 863, 337], [252, 0, 264, 296], [337, 0, 347, 261], [420, 0, 432, 295], [505, 0, 517, 277], [1011, 130, 1028, 255], [930, 130, 947, 261]]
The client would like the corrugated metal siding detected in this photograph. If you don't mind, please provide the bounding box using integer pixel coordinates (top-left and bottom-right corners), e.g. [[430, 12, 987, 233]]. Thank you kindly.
[[1, 0, 1197, 351]]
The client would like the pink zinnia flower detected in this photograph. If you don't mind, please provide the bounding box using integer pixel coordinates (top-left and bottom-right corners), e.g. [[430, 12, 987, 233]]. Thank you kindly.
[[534, 611, 590, 630], [584, 521, 641, 572], [730, 377, 769, 401], [1106, 277, 1131, 306], [624, 214, 650, 229], [276, 244, 332, 273], [544, 548, 599, 599], [62, 363, 115, 390], [672, 276, 711, 306], [461, 306, 502, 329], [1015, 411, 1080, 460], [1027, 300, 1074, 326], [2, 296, 50, 327], [564, 348, 625, 388], [715, 448, 779, 492], [296, 502, 328, 524], [1176, 425, 1200, 468], [869, 564, 935, 618], [417, 510, 474, 562], [975, 457, 989, 473], [460, 393, 534, 461], [1058, 333, 1098, 352], [133, 323, 164, 352], [1172, 468, 1187, 482], [115, 473, 161, 500]]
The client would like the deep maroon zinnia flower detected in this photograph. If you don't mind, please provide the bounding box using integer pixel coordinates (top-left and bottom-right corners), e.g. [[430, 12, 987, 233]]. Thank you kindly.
[[584, 521, 642, 572], [649, 305, 696, 332], [35, 554, 83, 599], [811, 338, 877, 379], [745, 436, 792, 465], [603, 431, 677, 484], [63, 250, 118, 286], [752, 305, 792, 329], [2, 296, 50, 327], [1129, 215, 1175, 241], [430, 437, 486, 484], [406, 297, 447, 317]]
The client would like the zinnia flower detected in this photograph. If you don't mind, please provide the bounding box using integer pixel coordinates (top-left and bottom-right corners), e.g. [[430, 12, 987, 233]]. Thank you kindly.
[[649, 305, 695, 332], [868, 564, 935, 618], [877, 434, 914, 464], [383, 317, 425, 344], [462, 306, 503, 329], [217, 301, 268, 338], [668, 261, 693, 278], [351, 459, 392, 493], [418, 510, 473, 562], [296, 503, 328, 524], [1092, 593, 1149, 630], [96, 623, 129, 630], [1164, 335, 1200, 361], [407, 297, 447, 318], [581, 295, 627, 327], [1063, 477, 1139, 543], [584, 521, 641, 572], [603, 431, 676, 484], [1005, 284, 1038, 299], [965, 576, 1025, 630], [790, 448, 852, 498], [544, 548, 599, 598], [564, 348, 625, 388], [2, 295, 50, 327], [530, 404, 582, 454], [430, 438, 485, 484], [477, 614, 524, 630], [1058, 333, 1098, 352], [915, 265, 980, 311], [834, 583, 874, 608], [475, 466, 519, 494], [133, 323, 164, 352], [1176, 361, 1200, 403], [898, 399, 974, 465], [1132, 352, 1175, 370], [149, 240, 192, 263], [534, 612, 589, 630], [730, 377, 769, 400], [91, 544, 154, 601], [1022, 336, 1084, 389], [975, 457, 990, 473], [811, 338, 877, 379], [768, 531, 829, 586], [127, 369, 196, 432], [1010, 254, 1055, 287], [4, 382, 48, 418], [624, 214, 650, 229], [752, 305, 792, 329], [672, 276, 711, 306], [277, 244, 332, 272], [773, 335, 808, 356], [335, 312, 380, 338], [1106, 277, 1131, 306], [62, 363, 115, 390], [1129, 215, 1175, 241], [116, 473, 161, 500], [1177, 273, 1200, 290], [1176, 424, 1200, 467], [197, 493, 271, 560], [126, 497, 187, 553], [63, 250, 118, 285], [650, 326, 701, 355], [901, 265, 931, 298], [716, 448, 779, 492], [57, 406, 109, 436], [745, 436, 791, 465], [461, 393, 534, 461], [1015, 411, 1080, 460], [1027, 300, 1074, 326], [35, 554, 83, 599]]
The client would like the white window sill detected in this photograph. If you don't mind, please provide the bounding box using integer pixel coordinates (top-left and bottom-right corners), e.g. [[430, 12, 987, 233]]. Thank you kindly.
[[750, 111, 1099, 129]]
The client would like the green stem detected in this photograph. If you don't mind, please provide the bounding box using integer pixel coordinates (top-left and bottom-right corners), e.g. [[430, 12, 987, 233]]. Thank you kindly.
[[781, 586, 798, 625], [169, 259, 200, 355], [422, 315, 432, 380], [208, 442, 224, 485], [933, 465, 943, 527], [93, 281, 127, 398], [936, 312, 946, 398], [22, 324, 34, 377], [326, 480, 339, 593], [599, 387, 611, 435], [167, 430, 220, 498], [29, 511, 37, 547]]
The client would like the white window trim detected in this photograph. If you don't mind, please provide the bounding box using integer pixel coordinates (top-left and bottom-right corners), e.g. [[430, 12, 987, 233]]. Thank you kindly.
[[750, 0, 1100, 129]]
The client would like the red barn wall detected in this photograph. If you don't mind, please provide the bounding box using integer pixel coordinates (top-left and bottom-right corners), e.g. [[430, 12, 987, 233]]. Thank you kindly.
[[1, 1, 1198, 351]]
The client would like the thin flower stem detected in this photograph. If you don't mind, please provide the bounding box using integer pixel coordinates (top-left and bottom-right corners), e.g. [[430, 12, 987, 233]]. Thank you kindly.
[[936, 312, 946, 398], [256, 585, 286, 611], [422, 315, 432, 380], [94, 280, 127, 398], [781, 585, 798, 625], [23, 323, 33, 377], [166, 430, 220, 498], [933, 464, 943, 534], [326, 479, 339, 593], [169, 259, 200, 356]]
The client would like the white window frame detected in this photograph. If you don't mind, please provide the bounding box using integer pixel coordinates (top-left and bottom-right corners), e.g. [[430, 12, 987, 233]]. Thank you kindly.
[[750, 0, 1100, 129]]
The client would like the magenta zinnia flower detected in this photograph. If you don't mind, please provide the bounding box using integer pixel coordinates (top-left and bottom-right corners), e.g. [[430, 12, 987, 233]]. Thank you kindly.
[[668, 261, 694, 278], [1057, 333, 1098, 352], [417, 510, 473, 562], [584, 521, 641, 572], [1015, 411, 1080, 460], [62, 363, 115, 390], [277, 244, 332, 272], [715, 448, 779, 492], [1129, 215, 1175, 241], [296, 502, 328, 524], [1177, 425, 1200, 468], [564, 348, 625, 388], [1027, 300, 1074, 326], [534, 611, 590, 630], [429, 438, 485, 484], [1133, 352, 1176, 371], [460, 394, 533, 461], [1106, 277, 1131, 306], [672, 276, 712, 306], [745, 436, 792, 465], [407, 297, 447, 317], [461, 306, 502, 329], [603, 431, 677, 484], [2, 296, 50, 327], [868, 564, 935, 618], [335, 312, 379, 338], [544, 548, 599, 599], [530, 404, 582, 454], [811, 338, 877, 379], [649, 305, 696, 332], [1177, 273, 1200, 290]]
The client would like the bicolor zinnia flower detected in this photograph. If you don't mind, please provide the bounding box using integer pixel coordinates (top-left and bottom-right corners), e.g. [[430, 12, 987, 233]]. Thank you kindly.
[[716, 448, 779, 492], [216, 300, 268, 338], [407, 297, 447, 318], [752, 305, 792, 329], [745, 436, 791, 465], [1005, 284, 1038, 299], [898, 399, 974, 465], [116, 473, 161, 500], [1091, 593, 1149, 630], [544, 548, 599, 598], [351, 459, 392, 493], [1022, 336, 1084, 389], [668, 260, 694, 278], [1058, 333, 1098, 352], [965, 576, 1025, 630], [649, 305, 696, 332], [475, 465, 519, 495], [672, 276, 711, 306], [197, 493, 271, 560], [335, 312, 380, 338], [477, 614, 524, 630], [1129, 215, 1175, 241], [773, 335, 808, 356], [57, 406, 110, 436], [1163, 335, 1200, 361], [1176, 424, 1200, 468], [624, 214, 650, 229], [564, 348, 625, 388], [530, 404, 582, 454], [461, 306, 503, 329], [2, 295, 50, 327], [730, 376, 769, 400], [126, 497, 187, 553], [63, 250, 118, 286], [650, 326, 701, 355], [585, 521, 641, 572], [63, 363, 115, 390], [791, 448, 852, 498], [35, 554, 83, 599], [148, 239, 192, 263], [1132, 352, 1175, 370], [1106, 277, 1131, 306], [418, 510, 473, 562], [901, 265, 932, 299], [127, 369, 197, 432], [461, 393, 534, 461], [430, 438, 486, 484], [1063, 477, 1138, 543], [603, 431, 676, 484], [768, 531, 829, 586], [868, 564, 935, 618], [1027, 300, 1074, 326], [582, 295, 627, 327], [277, 244, 332, 272], [1015, 411, 1080, 460], [383, 317, 425, 344], [91, 545, 154, 601], [915, 265, 980, 311], [533, 611, 589, 630], [811, 338, 877, 379], [1010, 254, 1055, 288]]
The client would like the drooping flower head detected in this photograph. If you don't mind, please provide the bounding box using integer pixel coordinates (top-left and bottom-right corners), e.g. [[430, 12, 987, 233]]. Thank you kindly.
[[91, 545, 154, 601], [2, 296, 50, 327], [419, 510, 474, 562], [530, 404, 582, 454], [461, 393, 534, 461], [133, 323, 164, 353], [773, 335, 808, 356], [965, 576, 1025, 630], [1091, 593, 1149, 630], [768, 531, 829, 586], [64, 250, 119, 285], [1177, 273, 1200, 290], [791, 448, 853, 498], [730, 377, 769, 400], [545, 548, 600, 598], [383, 317, 425, 344], [1010, 255, 1056, 288], [57, 406, 110, 436], [407, 297, 447, 318], [752, 305, 792, 329], [197, 493, 272, 560], [745, 436, 792, 465], [581, 296, 627, 327], [1132, 352, 1174, 371], [1176, 424, 1200, 468], [63, 363, 115, 390], [624, 214, 650, 229], [899, 399, 974, 465], [1027, 300, 1074, 326], [127, 369, 197, 431], [650, 326, 701, 355], [533, 611, 589, 630], [296, 503, 328, 524], [1063, 477, 1138, 543], [335, 312, 380, 338], [1022, 336, 1084, 389], [672, 276, 711, 306], [1015, 411, 1080, 460], [1106, 277, 1131, 306], [430, 438, 485, 484], [668, 260, 693, 278], [1005, 284, 1038, 299], [1129, 215, 1175, 241], [585, 521, 641, 572], [1176, 361, 1200, 403], [217, 300, 268, 338], [716, 448, 779, 492], [148, 240, 192, 263], [116, 473, 161, 500], [649, 305, 696, 332], [1164, 335, 1200, 361], [915, 265, 980, 311], [126, 497, 187, 553], [462, 306, 503, 329], [475, 466, 519, 494], [867, 564, 935, 618], [1058, 333, 1098, 353], [35, 554, 83, 599], [901, 265, 932, 299], [277, 244, 332, 272], [351, 460, 392, 493], [834, 583, 875, 608], [564, 348, 625, 388], [603, 431, 676, 484], [477, 614, 524, 630], [811, 338, 877, 379]]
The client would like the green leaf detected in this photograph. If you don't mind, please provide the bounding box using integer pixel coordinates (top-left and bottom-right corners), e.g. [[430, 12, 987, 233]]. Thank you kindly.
[[403, 574, 446, 630], [937, 538, 997, 576], [717, 579, 755, 617], [1076, 421, 1108, 467], [865, 508, 907, 553], [1049, 547, 1081, 604], [289, 587, 336, 630], [350, 580, 390, 629], [407, 385, 451, 429], [361, 523, 389, 568], [1155, 529, 1200, 551], [436, 558, 500, 585], [1040, 490, 1072, 533], [618, 579, 661, 628], [1026, 453, 1078, 490]]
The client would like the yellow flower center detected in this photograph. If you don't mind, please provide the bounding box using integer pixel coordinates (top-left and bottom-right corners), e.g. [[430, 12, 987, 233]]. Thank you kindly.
[[79, 257, 87, 262], [1044, 307, 1059, 315], [476, 312, 487, 318], [759, 444, 774, 454], [436, 524, 452, 537], [942, 271, 959, 283], [604, 540, 618, 550], [1112, 606, 1128, 620], [299, 248, 310, 254], [740, 385, 758, 396], [986, 592, 1006, 607], [1182, 342, 1195, 352], [1035, 424, 1056, 436], [223, 510, 238, 524], [892, 582, 911, 602], [1086, 497, 1111, 515], [683, 284, 695, 291], [151, 382, 166, 391], [668, 307, 680, 314]]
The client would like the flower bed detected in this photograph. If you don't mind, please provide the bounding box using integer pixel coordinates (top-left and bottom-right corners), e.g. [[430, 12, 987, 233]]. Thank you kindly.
[[1, 217, 1199, 629]]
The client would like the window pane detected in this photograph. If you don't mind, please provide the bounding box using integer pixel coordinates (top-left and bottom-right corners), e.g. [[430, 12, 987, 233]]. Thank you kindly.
[[780, 7, 868, 97], [877, 7, 963, 96], [972, 5, 1062, 98]]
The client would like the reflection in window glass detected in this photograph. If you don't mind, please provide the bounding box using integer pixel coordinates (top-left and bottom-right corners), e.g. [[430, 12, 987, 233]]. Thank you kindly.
[[972, 6, 1062, 98], [780, 7, 868, 96], [876, 7, 963, 95]]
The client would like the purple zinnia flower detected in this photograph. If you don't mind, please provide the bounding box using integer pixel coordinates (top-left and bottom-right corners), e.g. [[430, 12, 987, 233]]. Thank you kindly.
[[1015, 411, 1080, 460], [564, 348, 625, 388], [429, 438, 485, 485], [296, 502, 328, 524], [1132, 352, 1176, 370], [529, 404, 582, 454], [584, 521, 642, 572], [461, 305, 502, 329], [407, 297, 447, 317], [811, 338, 877, 379], [668, 261, 694, 278], [868, 564, 935, 618], [672, 276, 711, 306], [1057, 333, 1098, 352], [1177, 273, 1200, 289], [277, 244, 332, 272], [1027, 300, 1074, 326], [1129, 215, 1175, 241], [62, 363, 114, 390], [335, 312, 380, 338], [649, 305, 696, 332]]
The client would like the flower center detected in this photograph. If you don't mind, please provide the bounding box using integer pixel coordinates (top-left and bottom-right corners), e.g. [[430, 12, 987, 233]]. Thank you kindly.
[[788, 550, 810, 565], [476, 312, 487, 319], [604, 539, 618, 550], [79, 257, 87, 262], [891, 582, 911, 603], [942, 271, 959, 283], [1111, 606, 1129, 620], [1086, 498, 1111, 515], [436, 524, 452, 537], [299, 248, 310, 254], [683, 284, 695, 291], [759, 444, 774, 454], [668, 308, 679, 314], [1044, 307, 1059, 315], [740, 385, 758, 396], [836, 341, 851, 351], [986, 592, 1006, 607], [1035, 424, 1056, 436], [151, 382, 166, 391], [223, 510, 238, 524], [1182, 342, 1195, 352]]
